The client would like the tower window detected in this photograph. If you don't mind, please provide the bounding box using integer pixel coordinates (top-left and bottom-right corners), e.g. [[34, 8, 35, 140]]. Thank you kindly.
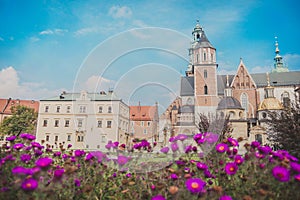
[[204, 70, 207, 78], [204, 85, 208, 95], [203, 52, 206, 61], [211, 53, 213, 61], [241, 93, 248, 113]]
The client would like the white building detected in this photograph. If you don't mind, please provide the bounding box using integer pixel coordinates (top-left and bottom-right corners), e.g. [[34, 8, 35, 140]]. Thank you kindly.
[[36, 90, 129, 150]]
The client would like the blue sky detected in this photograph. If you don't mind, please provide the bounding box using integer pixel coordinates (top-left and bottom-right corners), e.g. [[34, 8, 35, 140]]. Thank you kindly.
[[0, 0, 300, 112]]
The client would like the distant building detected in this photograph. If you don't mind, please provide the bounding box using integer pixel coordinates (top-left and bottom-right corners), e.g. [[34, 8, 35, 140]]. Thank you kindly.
[[36, 91, 129, 150], [0, 98, 39, 142], [129, 103, 159, 144], [161, 21, 300, 146]]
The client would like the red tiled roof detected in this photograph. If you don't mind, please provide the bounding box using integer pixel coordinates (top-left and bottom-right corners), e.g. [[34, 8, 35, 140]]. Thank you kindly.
[[129, 105, 157, 121], [0, 98, 39, 115]]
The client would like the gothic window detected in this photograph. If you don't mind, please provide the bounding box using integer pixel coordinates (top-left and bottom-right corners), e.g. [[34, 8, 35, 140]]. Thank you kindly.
[[203, 52, 206, 61], [241, 93, 248, 113], [204, 85, 208, 95], [204, 70, 207, 78], [282, 92, 290, 108]]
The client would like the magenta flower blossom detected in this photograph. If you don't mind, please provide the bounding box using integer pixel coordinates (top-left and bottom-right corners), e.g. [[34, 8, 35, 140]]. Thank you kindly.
[[272, 165, 290, 182], [225, 162, 238, 175], [171, 142, 179, 152], [20, 154, 31, 163], [105, 141, 113, 150], [13, 143, 25, 150], [117, 155, 129, 166], [258, 146, 272, 154], [170, 173, 178, 180], [74, 179, 81, 187], [160, 147, 169, 154], [21, 178, 38, 191], [31, 142, 42, 148], [196, 162, 208, 170], [53, 152, 61, 157], [234, 155, 244, 165], [74, 149, 85, 157], [227, 138, 238, 146], [185, 145, 192, 153], [54, 169, 64, 179], [85, 153, 94, 161], [295, 174, 300, 182], [20, 133, 36, 141], [12, 166, 32, 175], [219, 195, 233, 200], [185, 178, 206, 193], [113, 141, 119, 148], [67, 144, 72, 148], [216, 143, 228, 153], [251, 141, 260, 148], [35, 157, 53, 168], [169, 137, 175, 142], [290, 162, 300, 173], [203, 132, 219, 144], [6, 135, 16, 142], [175, 134, 188, 141], [151, 195, 166, 200]]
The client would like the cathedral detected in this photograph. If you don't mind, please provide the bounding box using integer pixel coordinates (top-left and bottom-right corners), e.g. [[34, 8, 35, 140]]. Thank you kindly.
[[161, 21, 300, 147]]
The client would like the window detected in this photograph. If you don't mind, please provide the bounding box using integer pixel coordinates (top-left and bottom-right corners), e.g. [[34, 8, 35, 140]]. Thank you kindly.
[[86, 145, 89, 149], [67, 135, 71, 141], [147, 122, 151, 126], [43, 120, 48, 127], [203, 52, 206, 61], [56, 106, 60, 113], [141, 121, 144, 126], [67, 106, 71, 113], [282, 92, 290, 108], [79, 106, 86, 113], [97, 120, 102, 128], [65, 120, 70, 127], [211, 53, 213, 61], [241, 93, 248, 112], [46, 135, 49, 142], [255, 134, 262, 144], [101, 136, 106, 143], [144, 129, 147, 134], [45, 106, 49, 113], [196, 54, 199, 63], [54, 120, 59, 127], [97, 145, 100, 149], [55, 136, 58, 142], [77, 136, 84, 142], [99, 106, 103, 113], [108, 106, 112, 113], [204, 85, 208, 95], [204, 69, 207, 78], [107, 121, 112, 128], [78, 119, 83, 127], [262, 112, 267, 119]]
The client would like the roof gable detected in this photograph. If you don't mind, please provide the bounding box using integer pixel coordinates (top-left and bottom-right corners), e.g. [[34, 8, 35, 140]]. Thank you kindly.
[[230, 59, 257, 89], [129, 105, 157, 121]]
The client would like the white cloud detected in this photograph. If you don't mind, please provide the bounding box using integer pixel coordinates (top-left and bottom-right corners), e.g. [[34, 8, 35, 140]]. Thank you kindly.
[[0, 66, 65, 100], [249, 66, 272, 74], [74, 27, 99, 37], [30, 36, 40, 42], [109, 5, 132, 19], [39, 29, 68, 35], [84, 75, 115, 92]]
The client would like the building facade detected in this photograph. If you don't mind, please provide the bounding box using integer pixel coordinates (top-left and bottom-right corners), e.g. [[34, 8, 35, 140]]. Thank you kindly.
[[161, 21, 300, 145], [36, 91, 129, 150]]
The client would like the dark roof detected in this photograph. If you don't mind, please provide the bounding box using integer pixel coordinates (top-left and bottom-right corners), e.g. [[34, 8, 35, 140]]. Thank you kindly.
[[217, 97, 243, 110], [178, 105, 194, 113], [217, 74, 235, 95], [251, 71, 300, 87], [180, 76, 194, 96]]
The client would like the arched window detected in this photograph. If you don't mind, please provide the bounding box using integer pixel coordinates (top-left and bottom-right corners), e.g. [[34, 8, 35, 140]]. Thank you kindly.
[[241, 93, 248, 113], [204, 69, 207, 78], [255, 134, 262, 144], [203, 52, 206, 61], [282, 92, 290, 108], [204, 85, 208, 95]]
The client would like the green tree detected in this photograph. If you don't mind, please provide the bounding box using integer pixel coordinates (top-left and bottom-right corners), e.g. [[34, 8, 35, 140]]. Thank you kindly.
[[267, 102, 300, 158], [0, 105, 38, 136]]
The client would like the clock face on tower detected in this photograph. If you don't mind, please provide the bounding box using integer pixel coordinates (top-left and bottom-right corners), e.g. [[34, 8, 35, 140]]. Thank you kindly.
[[187, 98, 193, 105]]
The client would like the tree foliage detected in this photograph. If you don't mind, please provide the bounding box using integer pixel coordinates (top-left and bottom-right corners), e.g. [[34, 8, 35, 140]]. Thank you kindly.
[[0, 105, 38, 136], [267, 102, 300, 158]]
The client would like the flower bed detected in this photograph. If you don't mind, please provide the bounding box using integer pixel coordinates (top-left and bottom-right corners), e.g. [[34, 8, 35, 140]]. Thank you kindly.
[[0, 133, 299, 200]]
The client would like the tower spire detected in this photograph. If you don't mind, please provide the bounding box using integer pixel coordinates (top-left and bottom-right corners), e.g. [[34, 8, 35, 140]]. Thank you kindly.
[[272, 37, 289, 73]]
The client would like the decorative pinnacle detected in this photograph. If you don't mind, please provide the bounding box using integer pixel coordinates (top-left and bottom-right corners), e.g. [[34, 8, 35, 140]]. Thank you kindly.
[[266, 72, 270, 87], [226, 75, 229, 87], [275, 36, 279, 53]]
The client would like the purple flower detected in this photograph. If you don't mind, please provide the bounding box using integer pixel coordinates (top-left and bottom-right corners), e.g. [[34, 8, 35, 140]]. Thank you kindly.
[[74, 149, 85, 157], [31, 142, 42, 148], [290, 162, 300, 173], [62, 154, 69, 160], [225, 162, 238, 175], [6, 135, 16, 142], [175, 134, 188, 141], [193, 133, 203, 142], [204, 169, 212, 178], [185, 178, 206, 193], [34, 149, 43, 156], [258, 146, 272, 154], [234, 155, 244, 165], [251, 141, 260, 148], [219, 195, 233, 200], [85, 153, 94, 161], [21, 178, 38, 191], [105, 141, 113, 150], [74, 179, 81, 187], [171, 142, 179, 152], [20, 154, 31, 163], [185, 145, 192, 153], [53, 152, 61, 157], [169, 137, 175, 142], [12, 166, 32, 175], [272, 165, 290, 182], [67, 144, 72, 148], [295, 174, 300, 182], [227, 138, 238, 147], [113, 141, 119, 148], [203, 132, 219, 144], [216, 143, 228, 153], [170, 173, 178, 180], [126, 173, 132, 178], [35, 157, 53, 168], [13, 143, 24, 150], [117, 155, 129, 166], [196, 162, 208, 170], [54, 169, 64, 179], [151, 195, 166, 200], [20, 133, 36, 141], [160, 147, 169, 154]]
